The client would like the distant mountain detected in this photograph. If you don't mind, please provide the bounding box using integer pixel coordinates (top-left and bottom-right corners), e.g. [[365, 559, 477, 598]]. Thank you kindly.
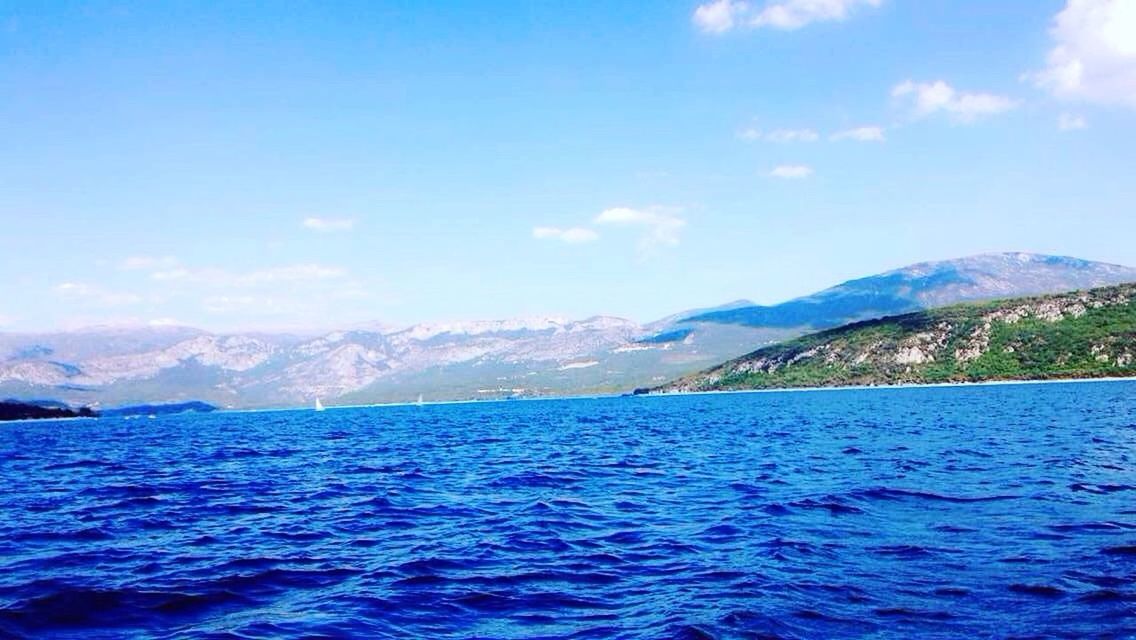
[[0, 314, 786, 409], [656, 283, 1136, 393], [1, 253, 1132, 408], [685, 253, 1136, 330], [101, 401, 217, 417], [642, 299, 755, 331]]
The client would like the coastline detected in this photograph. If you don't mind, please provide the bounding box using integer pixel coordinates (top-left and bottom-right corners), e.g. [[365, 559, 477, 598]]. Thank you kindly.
[[0, 415, 99, 426], [646, 374, 1136, 399], [195, 375, 1136, 414], [12, 376, 1133, 421]]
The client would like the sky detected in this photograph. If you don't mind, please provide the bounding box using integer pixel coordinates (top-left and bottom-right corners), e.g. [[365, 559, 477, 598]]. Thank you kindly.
[[1, 0, 1134, 333]]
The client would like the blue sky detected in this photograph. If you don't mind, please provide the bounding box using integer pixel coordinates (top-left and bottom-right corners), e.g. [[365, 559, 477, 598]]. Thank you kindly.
[[1, 0, 1134, 332]]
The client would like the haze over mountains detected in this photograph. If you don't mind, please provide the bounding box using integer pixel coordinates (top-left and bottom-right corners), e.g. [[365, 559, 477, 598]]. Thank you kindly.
[[2, 253, 1134, 409]]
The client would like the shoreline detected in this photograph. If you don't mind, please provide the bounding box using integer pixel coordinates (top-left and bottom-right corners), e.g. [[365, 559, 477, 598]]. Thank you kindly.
[[645, 374, 1136, 399], [206, 375, 1136, 413], [9, 376, 1134, 422], [0, 415, 99, 426]]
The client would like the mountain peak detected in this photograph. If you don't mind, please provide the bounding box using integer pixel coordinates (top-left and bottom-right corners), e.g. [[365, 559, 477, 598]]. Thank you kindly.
[[891, 252, 1109, 276], [684, 253, 1136, 330]]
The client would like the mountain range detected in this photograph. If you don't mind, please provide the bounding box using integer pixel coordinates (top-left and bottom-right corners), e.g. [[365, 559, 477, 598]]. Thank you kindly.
[[2, 252, 1134, 408]]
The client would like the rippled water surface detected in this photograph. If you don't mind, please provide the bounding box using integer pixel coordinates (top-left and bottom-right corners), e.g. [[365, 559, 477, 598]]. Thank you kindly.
[[2, 381, 1136, 639]]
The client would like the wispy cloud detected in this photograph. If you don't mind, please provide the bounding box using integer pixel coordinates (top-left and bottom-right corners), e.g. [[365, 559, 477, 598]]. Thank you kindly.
[[201, 283, 373, 317], [151, 263, 347, 287], [1029, 0, 1136, 109], [532, 226, 599, 244], [593, 206, 686, 254], [831, 125, 886, 142], [302, 217, 355, 232], [742, 121, 884, 143], [1058, 112, 1088, 131], [738, 125, 762, 141], [767, 128, 820, 142], [752, 0, 883, 29], [54, 282, 144, 306], [119, 255, 179, 271], [202, 295, 273, 313], [892, 80, 1018, 123], [739, 126, 819, 142], [768, 165, 814, 179], [694, 0, 883, 33]]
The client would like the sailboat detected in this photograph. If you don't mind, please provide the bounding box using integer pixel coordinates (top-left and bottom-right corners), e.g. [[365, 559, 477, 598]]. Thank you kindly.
[[315, 398, 325, 412], [416, 394, 424, 407]]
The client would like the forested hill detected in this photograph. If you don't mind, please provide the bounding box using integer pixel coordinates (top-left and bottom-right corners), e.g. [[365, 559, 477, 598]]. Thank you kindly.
[[656, 284, 1136, 393]]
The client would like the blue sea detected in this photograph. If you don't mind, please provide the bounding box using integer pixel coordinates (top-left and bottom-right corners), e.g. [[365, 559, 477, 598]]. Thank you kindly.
[[2, 381, 1135, 639]]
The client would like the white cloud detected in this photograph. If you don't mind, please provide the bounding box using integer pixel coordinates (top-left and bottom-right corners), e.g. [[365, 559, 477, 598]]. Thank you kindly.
[[694, 0, 882, 33], [593, 206, 686, 253], [1031, 0, 1136, 108], [753, 0, 883, 29], [768, 128, 819, 142], [738, 126, 763, 141], [693, 0, 746, 33], [151, 263, 347, 287], [302, 217, 355, 232], [1058, 112, 1089, 130], [532, 226, 599, 244], [119, 255, 178, 271], [768, 164, 814, 179], [242, 264, 346, 284], [743, 122, 885, 143], [831, 125, 886, 141], [594, 207, 656, 225], [892, 80, 1018, 123], [54, 282, 143, 306], [148, 317, 182, 327], [740, 126, 819, 142]]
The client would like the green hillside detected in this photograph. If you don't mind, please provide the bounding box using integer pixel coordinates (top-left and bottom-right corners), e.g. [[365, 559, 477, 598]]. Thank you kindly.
[[656, 283, 1136, 393]]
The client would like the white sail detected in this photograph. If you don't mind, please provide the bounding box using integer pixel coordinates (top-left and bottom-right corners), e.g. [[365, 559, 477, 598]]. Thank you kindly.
[[315, 398, 325, 411]]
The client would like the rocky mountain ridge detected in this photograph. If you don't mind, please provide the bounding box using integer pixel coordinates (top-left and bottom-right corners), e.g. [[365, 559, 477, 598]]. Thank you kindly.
[[3, 253, 1134, 408], [685, 253, 1136, 330]]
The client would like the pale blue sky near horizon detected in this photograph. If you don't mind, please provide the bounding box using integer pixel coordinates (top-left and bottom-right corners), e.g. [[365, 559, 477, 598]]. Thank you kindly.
[[1, 0, 1134, 332]]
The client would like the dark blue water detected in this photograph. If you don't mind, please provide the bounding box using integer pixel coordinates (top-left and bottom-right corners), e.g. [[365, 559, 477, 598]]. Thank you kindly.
[[2, 382, 1136, 639]]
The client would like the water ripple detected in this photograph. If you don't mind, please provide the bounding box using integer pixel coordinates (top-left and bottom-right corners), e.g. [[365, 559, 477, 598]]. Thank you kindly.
[[1, 381, 1136, 637]]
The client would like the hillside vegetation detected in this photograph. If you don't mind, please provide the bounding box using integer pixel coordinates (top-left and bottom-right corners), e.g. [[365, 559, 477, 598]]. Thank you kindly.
[[657, 283, 1136, 392], [0, 401, 96, 421]]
